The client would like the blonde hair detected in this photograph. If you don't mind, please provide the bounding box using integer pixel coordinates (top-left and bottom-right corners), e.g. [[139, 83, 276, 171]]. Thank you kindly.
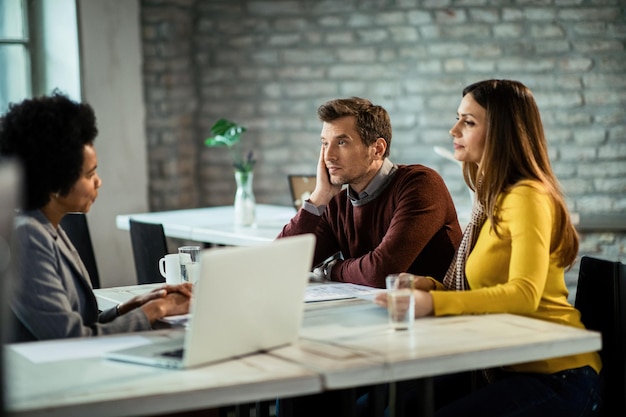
[[461, 80, 578, 268]]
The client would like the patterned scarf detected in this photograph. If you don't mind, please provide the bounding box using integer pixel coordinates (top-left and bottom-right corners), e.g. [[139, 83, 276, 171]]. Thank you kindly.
[[443, 198, 487, 291]]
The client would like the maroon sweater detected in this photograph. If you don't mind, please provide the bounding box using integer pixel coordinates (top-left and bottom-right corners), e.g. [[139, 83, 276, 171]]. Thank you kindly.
[[278, 164, 462, 288]]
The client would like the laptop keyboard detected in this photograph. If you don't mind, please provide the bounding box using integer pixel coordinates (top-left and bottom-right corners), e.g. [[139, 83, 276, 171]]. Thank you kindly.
[[161, 348, 184, 358]]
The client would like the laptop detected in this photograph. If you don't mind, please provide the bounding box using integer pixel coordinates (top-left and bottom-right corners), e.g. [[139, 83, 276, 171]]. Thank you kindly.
[[106, 233, 316, 369]]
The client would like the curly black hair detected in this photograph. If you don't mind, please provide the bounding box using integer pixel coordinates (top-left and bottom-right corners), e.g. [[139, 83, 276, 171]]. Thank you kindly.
[[0, 91, 98, 210]]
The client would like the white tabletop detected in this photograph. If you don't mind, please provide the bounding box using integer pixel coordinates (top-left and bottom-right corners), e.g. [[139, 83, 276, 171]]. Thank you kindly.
[[6, 291, 602, 417], [116, 204, 296, 246], [93, 283, 162, 310], [272, 302, 602, 389], [5, 330, 321, 417]]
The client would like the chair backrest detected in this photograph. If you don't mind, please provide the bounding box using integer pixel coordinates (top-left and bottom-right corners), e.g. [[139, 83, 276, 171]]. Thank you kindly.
[[129, 219, 167, 285], [288, 174, 316, 211], [60, 213, 101, 289], [574, 255, 626, 416]]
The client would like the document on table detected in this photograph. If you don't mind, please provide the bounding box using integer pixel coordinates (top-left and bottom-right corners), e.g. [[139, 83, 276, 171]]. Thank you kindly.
[[304, 283, 384, 303], [9, 335, 152, 363]]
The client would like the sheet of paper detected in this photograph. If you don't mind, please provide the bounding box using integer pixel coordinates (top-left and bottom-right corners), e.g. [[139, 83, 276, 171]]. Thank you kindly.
[[305, 283, 384, 302], [10, 335, 152, 364]]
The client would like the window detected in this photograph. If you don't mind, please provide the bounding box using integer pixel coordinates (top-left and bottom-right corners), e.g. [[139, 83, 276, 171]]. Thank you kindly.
[[0, 0, 30, 113], [0, 0, 81, 114]]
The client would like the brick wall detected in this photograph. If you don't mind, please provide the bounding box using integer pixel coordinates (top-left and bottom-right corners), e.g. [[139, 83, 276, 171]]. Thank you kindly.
[[140, 0, 626, 296]]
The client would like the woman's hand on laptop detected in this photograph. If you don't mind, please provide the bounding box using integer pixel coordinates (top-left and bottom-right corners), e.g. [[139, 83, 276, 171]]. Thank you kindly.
[[117, 282, 193, 320], [139, 291, 191, 324], [162, 282, 193, 298], [157, 291, 191, 317], [141, 289, 191, 323]]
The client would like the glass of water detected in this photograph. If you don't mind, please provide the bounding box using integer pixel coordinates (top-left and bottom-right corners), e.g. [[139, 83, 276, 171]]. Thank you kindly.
[[385, 274, 415, 330], [178, 246, 201, 284]]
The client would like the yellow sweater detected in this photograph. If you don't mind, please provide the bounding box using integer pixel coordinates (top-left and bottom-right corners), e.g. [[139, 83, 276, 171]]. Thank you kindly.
[[431, 181, 601, 374]]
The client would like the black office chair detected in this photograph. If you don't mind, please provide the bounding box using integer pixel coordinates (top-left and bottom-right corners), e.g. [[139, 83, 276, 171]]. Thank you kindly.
[[129, 219, 167, 285], [60, 213, 101, 289], [574, 255, 626, 417]]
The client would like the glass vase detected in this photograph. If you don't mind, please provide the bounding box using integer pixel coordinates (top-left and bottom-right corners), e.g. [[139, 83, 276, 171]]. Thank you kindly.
[[234, 170, 256, 226]]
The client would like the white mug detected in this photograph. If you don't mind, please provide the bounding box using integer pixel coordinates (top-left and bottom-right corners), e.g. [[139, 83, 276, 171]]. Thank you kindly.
[[158, 253, 181, 284]]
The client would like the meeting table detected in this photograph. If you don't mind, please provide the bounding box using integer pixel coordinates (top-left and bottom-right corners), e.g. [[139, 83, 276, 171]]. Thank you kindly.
[[5, 283, 602, 417]]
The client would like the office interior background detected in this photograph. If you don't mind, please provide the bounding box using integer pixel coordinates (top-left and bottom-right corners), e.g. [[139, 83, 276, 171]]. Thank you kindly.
[[1, 0, 625, 296]]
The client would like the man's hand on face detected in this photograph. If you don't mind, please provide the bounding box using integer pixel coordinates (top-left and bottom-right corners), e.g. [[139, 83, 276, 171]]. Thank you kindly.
[[309, 144, 342, 206]]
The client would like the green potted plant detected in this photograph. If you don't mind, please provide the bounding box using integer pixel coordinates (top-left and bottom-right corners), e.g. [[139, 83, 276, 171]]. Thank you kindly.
[[204, 118, 256, 173], [204, 118, 256, 226]]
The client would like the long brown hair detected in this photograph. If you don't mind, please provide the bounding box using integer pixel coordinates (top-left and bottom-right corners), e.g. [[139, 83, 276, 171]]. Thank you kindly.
[[461, 80, 578, 268]]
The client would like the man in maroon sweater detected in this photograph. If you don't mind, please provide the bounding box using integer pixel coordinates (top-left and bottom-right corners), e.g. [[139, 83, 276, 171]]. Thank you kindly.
[[278, 97, 462, 288]]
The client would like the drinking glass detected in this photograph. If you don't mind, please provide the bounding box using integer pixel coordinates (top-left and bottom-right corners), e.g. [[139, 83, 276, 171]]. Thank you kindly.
[[385, 274, 415, 330], [178, 246, 201, 284]]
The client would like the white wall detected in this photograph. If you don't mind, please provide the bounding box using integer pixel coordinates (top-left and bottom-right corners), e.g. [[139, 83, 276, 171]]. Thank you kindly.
[[76, 0, 148, 287]]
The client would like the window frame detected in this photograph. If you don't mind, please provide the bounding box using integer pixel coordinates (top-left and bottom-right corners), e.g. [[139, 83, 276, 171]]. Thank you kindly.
[[0, 0, 33, 112]]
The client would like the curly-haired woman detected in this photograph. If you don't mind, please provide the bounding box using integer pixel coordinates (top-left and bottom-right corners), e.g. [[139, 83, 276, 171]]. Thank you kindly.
[[0, 92, 191, 342]]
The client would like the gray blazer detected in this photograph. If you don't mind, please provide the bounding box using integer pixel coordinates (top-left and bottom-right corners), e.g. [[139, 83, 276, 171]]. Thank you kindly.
[[9, 210, 150, 342]]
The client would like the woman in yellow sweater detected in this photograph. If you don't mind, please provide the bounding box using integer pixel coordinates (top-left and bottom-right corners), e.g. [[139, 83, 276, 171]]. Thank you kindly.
[[376, 79, 602, 416]]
